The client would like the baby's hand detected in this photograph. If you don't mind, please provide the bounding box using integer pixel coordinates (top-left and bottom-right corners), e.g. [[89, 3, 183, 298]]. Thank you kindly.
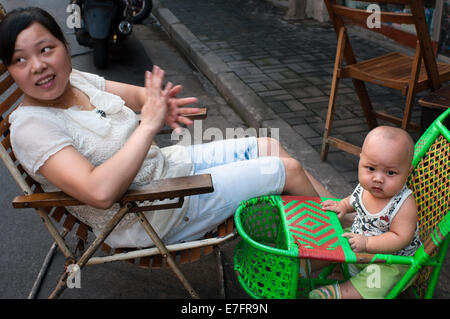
[[342, 233, 368, 253], [321, 200, 347, 219]]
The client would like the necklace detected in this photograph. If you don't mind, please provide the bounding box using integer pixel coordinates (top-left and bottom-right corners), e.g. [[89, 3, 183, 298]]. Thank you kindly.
[[25, 87, 106, 117], [27, 86, 81, 109]]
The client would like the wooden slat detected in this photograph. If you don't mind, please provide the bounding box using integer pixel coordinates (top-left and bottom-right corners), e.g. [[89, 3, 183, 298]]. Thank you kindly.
[[332, 4, 414, 25], [1, 133, 11, 150], [190, 248, 201, 262], [51, 206, 66, 222], [339, 0, 412, 5], [139, 256, 150, 268], [62, 213, 77, 231], [327, 136, 362, 157], [179, 250, 190, 264], [76, 222, 89, 241], [226, 218, 234, 234], [374, 111, 421, 131], [418, 85, 450, 110], [342, 67, 407, 91], [0, 113, 11, 137], [0, 63, 7, 76], [340, 52, 450, 96], [0, 87, 22, 115], [11, 153, 18, 166], [0, 74, 14, 96], [151, 254, 162, 268], [0, 115, 10, 136], [203, 245, 214, 256], [24, 175, 35, 188], [218, 223, 226, 237], [101, 243, 112, 254]]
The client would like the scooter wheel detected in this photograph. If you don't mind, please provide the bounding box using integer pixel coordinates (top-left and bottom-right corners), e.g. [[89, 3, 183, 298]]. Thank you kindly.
[[93, 39, 108, 69], [131, 0, 152, 23]]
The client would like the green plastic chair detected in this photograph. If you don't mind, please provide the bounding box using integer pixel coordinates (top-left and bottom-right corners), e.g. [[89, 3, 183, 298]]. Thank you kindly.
[[234, 108, 450, 299]]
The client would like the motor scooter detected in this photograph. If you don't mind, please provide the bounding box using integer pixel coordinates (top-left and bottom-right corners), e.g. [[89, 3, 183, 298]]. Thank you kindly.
[[71, 0, 152, 69]]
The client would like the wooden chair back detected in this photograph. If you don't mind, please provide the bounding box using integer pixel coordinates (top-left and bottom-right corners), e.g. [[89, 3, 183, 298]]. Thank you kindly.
[[323, 0, 440, 90], [321, 0, 450, 161]]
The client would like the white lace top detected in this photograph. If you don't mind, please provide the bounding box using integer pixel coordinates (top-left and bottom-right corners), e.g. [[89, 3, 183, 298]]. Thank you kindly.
[[9, 69, 194, 248]]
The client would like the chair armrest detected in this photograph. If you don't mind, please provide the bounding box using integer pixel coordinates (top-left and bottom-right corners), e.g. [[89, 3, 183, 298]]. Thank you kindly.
[[140, 108, 207, 122], [182, 107, 207, 120], [12, 174, 213, 209]]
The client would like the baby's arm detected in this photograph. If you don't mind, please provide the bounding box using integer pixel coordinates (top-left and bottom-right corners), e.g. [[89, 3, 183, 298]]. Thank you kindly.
[[343, 195, 418, 254], [321, 195, 353, 219]]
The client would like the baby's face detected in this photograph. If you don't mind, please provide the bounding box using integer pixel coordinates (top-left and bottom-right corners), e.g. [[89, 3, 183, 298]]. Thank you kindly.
[[358, 137, 412, 199]]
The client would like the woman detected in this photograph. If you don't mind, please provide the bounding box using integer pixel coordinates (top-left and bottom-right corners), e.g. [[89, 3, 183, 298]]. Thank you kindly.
[[0, 7, 332, 248]]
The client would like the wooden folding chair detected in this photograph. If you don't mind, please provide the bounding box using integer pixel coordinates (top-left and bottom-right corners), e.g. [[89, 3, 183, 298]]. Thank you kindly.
[[0, 58, 236, 298], [321, 0, 450, 160]]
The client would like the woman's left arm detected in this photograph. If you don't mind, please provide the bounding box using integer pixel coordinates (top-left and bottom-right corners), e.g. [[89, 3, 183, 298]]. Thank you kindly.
[[105, 79, 146, 112]]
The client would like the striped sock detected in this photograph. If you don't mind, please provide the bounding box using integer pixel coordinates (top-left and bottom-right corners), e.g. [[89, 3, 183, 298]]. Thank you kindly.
[[308, 284, 341, 299]]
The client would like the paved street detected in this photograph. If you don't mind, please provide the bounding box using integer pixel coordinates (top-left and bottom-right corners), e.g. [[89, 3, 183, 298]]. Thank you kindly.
[[0, 0, 448, 300]]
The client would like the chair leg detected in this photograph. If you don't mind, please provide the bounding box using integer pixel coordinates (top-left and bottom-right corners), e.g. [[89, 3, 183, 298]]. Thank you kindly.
[[402, 87, 418, 130], [322, 26, 346, 161], [28, 242, 58, 299], [214, 246, 226, 298], [28, 229, 70, 299], [48, 203, 133, 299], [352, 79, 377, 130], [136, 212, 200, 299], [321, 81, 339, 161], [402, 41, 422, 130]]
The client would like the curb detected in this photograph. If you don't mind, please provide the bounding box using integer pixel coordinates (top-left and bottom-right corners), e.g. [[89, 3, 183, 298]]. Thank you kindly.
[[153, 7, 353, 197]]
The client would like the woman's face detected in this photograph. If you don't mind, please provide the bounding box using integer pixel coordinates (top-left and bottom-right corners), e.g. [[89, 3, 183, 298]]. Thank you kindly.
[[7, 22, 72, 103]]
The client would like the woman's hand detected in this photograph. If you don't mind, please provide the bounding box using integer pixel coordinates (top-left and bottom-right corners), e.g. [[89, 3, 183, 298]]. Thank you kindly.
[[139, 66, 173, 133], [166, 84, 200, 134]]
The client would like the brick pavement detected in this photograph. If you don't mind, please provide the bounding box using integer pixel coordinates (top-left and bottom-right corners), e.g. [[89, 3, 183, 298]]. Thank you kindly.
[[160, 0, 425, 189], [157, 0, 449, 298]]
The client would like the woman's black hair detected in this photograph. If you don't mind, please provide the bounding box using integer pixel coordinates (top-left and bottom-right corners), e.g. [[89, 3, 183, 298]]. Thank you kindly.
[[0, 7, 68, 66]]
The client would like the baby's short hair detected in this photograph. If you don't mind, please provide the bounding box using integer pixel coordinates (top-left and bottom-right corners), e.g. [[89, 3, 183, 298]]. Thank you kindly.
[[363, 126, 414, 163]]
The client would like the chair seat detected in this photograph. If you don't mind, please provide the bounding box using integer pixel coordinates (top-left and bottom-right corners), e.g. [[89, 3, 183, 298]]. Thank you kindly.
[[341, 52, 450, 95]]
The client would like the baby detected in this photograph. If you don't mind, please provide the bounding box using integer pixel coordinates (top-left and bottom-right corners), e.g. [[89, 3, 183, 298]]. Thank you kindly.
[[310, 126, 422, 299]]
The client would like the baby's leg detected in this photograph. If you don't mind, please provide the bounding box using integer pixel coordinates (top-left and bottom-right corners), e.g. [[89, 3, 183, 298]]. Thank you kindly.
[[339, 281, 363, 298], [309, 281, 362, 299]]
